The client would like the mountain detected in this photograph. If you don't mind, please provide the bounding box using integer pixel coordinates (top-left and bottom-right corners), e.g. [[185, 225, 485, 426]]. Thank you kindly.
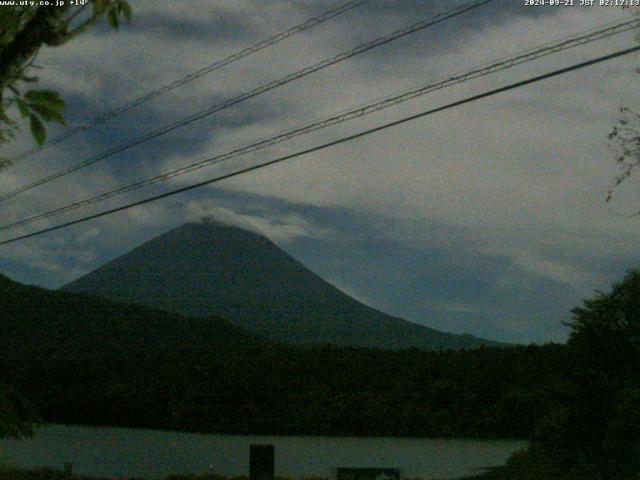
[[62, 220, 498, 350], [0, 270, 266, 429], [1, 272, 565, 438], [1, 270, 261, 384], [1, 271, 261, 357]]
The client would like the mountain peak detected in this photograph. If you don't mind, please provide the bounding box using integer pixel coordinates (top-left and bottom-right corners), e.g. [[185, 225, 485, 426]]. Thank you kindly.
[[164, 218, 276, 247], [63, 222, 499, 350]]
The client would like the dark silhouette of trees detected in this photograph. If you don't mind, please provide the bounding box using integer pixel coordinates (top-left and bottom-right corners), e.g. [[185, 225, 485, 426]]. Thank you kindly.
[[483, 270, 640, 479], [607, 6, 640, 210], [0, 361, 33, 438], [0, 1, 131, 166], [562, 269, 640, 477], [1, 272, 569, 440]]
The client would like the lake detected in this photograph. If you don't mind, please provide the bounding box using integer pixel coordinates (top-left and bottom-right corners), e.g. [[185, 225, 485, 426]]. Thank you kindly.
[[0, 424, 527, 479]]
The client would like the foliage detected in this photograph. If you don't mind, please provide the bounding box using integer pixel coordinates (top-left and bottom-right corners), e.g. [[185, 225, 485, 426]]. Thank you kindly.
[[3, 268, 638, 475], [0, 468, 317, 480], [471, 269, 640, 479], [0, 382, 33, 439], [561, 269, 640, 477], [0, 466, 121, 480], [0, 273, 568, 440], [606, 6, 640, 209], [0, 1, 131, 166], [0, 2, 131, 428], [607, 107, 640, 212], [0, 341, 34, 439]]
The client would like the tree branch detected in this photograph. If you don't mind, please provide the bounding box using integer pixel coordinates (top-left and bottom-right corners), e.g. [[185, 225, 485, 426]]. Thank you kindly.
[[59, 8, 108, 44], [0, 6, 69, 91]]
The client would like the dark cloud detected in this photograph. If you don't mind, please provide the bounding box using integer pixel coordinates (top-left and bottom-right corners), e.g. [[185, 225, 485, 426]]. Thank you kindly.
[[2, 0, 636, 347], [88, 3, 256, 42], [148, 191, 604, 343], [2, 179, 636, 344], [135, 11, 254, 42], [288, 0, 569, 84], [274, 205, 579, 343], [37, 82, 293, 193], [369, 0, 563, 23]]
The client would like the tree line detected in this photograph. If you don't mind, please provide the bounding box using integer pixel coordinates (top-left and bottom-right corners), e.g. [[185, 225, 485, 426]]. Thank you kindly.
[[1, 270, 639, 478]]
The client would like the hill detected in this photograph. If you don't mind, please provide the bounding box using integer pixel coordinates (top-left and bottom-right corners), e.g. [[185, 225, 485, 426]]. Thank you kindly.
[[1, 271, 260, 354], [62, 220, 498, 350], [0, 271, 263, 429], [1, 272, 566, 437]]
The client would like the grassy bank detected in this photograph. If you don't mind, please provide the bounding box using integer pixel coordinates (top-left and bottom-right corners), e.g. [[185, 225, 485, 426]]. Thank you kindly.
[[0, 466, 494, 480], [0, 468, 349, 480], [0, 464, 618, 480], [459, 447, 623, 480], [1, 467, 226, 480]]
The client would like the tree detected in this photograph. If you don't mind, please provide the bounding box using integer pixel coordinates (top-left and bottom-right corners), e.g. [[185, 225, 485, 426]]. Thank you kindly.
[[0, 352, 34, 438], [485, 271, 640, 480], [0, 0, 131, 167], [608, 108, 640, 213], [0, 382, 33, 438], [607, 6, 640, 211], [527, 270, 640, 478], [0, 0, 131, 437], [565, 269, 640, 476]]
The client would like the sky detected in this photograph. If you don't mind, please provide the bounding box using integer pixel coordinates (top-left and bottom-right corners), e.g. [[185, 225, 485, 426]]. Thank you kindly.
[[0, 0, 639, 344]]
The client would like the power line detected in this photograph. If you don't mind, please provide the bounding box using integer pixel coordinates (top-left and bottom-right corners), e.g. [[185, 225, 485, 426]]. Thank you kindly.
[[0, 0, 494, 204], [1, 16, 638, 233], [1, 44, 638, 247], [8, 0, 370, 163]]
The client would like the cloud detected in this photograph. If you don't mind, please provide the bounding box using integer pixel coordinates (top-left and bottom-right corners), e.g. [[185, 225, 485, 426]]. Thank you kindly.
[[188, 203, 330, 243], [75, 227, 101, 244], [0, 236, 96, 285], [498, 249, 595, 289], [1, 1, 638, 343]]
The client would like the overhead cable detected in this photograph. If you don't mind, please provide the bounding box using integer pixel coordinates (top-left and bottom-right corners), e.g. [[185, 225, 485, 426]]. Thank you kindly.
[[9, 0, 370, 163], [1, 16, 638, 232], [0, 0, 494, 203], [1, 44, 638, 246]]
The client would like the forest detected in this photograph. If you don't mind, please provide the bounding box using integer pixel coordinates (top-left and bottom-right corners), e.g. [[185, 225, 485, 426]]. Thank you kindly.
[[1, 269, 639, 478], [1, 271, 565, 439]]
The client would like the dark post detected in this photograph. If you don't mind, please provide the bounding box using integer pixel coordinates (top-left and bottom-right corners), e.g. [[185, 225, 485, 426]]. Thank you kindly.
[[250, 444, 275, 480], [63, 463, 72, 476]]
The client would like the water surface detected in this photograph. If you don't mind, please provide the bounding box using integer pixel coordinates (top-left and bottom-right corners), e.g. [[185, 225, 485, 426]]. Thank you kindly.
[[0, 424, 526, 479]]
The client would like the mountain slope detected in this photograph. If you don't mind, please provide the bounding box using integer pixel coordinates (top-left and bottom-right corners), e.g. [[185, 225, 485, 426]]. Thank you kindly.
[[1, 271, 261, 361], [0, 271, 265, 428], [1, 272, 565, 438], [62, 221, 497, 350]]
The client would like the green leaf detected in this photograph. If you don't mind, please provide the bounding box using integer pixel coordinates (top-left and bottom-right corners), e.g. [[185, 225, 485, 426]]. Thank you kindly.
[[24, 90, 65, 109], [22, 90, 66, 127], [29, 114, 46, 146], [15, 98, 29, 118], [28, 103, 66, 126], [107, 8, 119, 29], [92, 0, 109, 15], [118, 0, 132, 22]]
